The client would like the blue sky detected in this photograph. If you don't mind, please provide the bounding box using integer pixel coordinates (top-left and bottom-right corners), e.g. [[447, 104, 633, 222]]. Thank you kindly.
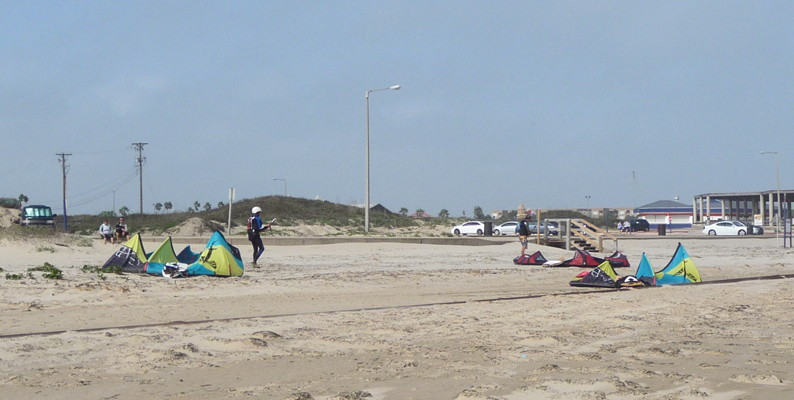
[[2, 1, 792, 217]]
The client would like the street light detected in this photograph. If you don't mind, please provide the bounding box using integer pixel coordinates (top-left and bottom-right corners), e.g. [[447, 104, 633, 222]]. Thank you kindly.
[[761, 151, 781, 242], [272, 178, 287, 197], [365, 84, 400, 233]]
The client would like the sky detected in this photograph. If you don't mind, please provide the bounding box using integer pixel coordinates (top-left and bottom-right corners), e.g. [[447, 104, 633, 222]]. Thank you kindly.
[[2, 1, 793, 217]]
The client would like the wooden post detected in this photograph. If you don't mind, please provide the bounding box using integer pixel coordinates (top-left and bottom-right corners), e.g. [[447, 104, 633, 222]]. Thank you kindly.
[[537, 209, 541, 245]]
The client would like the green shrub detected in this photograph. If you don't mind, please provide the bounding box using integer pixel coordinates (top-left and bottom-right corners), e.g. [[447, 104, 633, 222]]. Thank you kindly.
[[81, 265, 122, 275], [28, 262, 63, 280], [6, 273, 23, 280]]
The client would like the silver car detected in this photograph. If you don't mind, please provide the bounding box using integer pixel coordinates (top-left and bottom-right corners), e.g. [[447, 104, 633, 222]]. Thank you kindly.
[[493, 221, 518, 236]]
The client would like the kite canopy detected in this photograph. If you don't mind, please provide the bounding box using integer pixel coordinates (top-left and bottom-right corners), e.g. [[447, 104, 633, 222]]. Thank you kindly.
[[634, 253, 657, 286], [514, 251, 547, 265], [570, 261, 620, 288], [185, 231, 244, 277], [654, 242, 701, 285], [177, 245, 201, 264], [145, 237, 180, 276], [605, 251, 630, 268], [102, 234, 148, 273], [562, 249, 604, 268]]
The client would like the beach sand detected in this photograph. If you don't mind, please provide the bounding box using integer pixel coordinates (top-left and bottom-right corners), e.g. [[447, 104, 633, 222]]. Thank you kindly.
[[1, 234, 793, 399]]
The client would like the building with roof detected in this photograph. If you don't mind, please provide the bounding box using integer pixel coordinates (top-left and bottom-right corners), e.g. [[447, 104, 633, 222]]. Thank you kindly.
[[635, 200, 695, 229], [693, 191, 794, 225]]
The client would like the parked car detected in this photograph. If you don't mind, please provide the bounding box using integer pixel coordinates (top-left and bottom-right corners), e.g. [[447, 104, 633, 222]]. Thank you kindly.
[[629, 219, 650, 232], [529, 221, 559, 235], [451, 221, 486, 236], [493, 221, 518, 236], [702, 220, 748, 236], [751, 225, 764, 235], [18, 205, 55, 227]]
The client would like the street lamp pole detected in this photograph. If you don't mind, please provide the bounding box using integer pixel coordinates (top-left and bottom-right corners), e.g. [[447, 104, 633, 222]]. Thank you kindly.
[[762, 151, 780, 243], [365, 84, 400, 233], [585, 196, 591, 215], [273, 178, 287, 197]]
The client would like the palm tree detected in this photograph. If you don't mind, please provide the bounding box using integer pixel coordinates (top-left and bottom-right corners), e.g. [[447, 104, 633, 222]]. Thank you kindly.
[[119, 206, 129, 217], [164, 202, 172, 213], [217, 201, 224, 209], [203, 202, 212, 211], [399, 207, 409, 216], [415, 208, 425, 217], [155, 203, 163, 213], [18, 194, 28, 209], [438, 209, 449, 218], [193, 201, 200, 211]]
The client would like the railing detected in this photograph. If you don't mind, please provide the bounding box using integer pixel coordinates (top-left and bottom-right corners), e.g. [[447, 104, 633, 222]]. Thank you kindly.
[[569, 219, 618, 253]]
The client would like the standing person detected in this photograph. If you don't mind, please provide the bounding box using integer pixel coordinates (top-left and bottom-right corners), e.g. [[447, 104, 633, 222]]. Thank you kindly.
[[247, 206, 272, 265], [667, 214, 672, 233], [517, 210, 531, 257], [115, 217, 130, 242], [99, 219, 114, 244]]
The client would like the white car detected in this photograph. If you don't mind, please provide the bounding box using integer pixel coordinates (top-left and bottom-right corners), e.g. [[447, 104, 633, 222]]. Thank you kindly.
[[493, 221, 518, 236], [451, 221, 486, 236], [702, 221, 748, 236]]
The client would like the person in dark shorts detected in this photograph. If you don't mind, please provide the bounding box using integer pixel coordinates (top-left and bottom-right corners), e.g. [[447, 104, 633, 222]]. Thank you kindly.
[[115, 217, 130, 242], [99, 219, 114, 244], [247, 206, 271, 265], [517, 210, 531, 256]]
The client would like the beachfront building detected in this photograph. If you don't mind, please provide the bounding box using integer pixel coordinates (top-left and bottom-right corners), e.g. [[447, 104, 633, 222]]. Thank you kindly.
[[615, 208, 634, 220], [693, 191, 794, 226], [635, 200, 695, 230]]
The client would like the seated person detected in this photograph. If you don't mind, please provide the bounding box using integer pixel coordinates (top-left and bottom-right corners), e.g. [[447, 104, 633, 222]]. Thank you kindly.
[[622, 221, 631, 233], [115, 217, 130, 242], [616, 221, 623, 234], [99, 219, 114, 244]]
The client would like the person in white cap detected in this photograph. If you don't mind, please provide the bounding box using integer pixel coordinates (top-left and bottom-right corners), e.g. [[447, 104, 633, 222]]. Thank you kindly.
[[247, 206, 271, 264]]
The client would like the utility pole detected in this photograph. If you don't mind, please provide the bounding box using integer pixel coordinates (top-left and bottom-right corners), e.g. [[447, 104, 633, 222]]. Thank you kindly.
[[56, 153, 71, 232], [132, 142, 148, 214]]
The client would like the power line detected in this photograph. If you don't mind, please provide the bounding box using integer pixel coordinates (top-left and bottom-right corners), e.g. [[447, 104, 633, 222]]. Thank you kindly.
[[68, 169, 139, 208]]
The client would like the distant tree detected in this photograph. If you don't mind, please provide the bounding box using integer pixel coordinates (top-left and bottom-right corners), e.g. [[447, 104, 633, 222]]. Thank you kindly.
[[462, 211, 465, 217], [415, 208, 425, 217], [399, 207, 409, 216], [203, 202, 212, 211], [98, 211, 114, 218], [193, 201, 200, 212], [119, 206, 129, 217], [18, 194, 28, 209], [164, 202, 172, 213], [438, 209, 450, 218], [473, 206, 485, 220], [217, 201, 224, 209], [154, 203, 163, 213], [188, 207, 194, 213]]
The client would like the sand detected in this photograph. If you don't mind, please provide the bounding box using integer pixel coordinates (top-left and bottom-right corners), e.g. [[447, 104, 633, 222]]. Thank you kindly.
[[1, 233, 794, 399]]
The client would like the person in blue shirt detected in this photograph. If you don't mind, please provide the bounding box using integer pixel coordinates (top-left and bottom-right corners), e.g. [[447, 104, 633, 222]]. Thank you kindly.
[[517, 211, 531, 256], [247, 206, 271, 265]]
